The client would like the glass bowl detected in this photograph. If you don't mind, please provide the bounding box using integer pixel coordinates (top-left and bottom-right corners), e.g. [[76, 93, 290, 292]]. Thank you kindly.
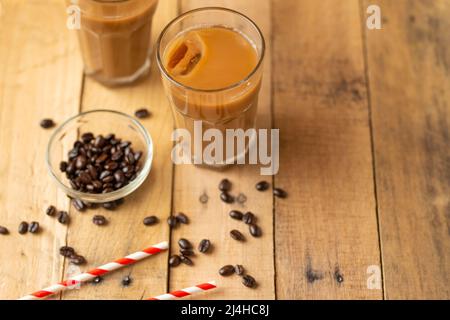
[[46, 109, 153, 203]]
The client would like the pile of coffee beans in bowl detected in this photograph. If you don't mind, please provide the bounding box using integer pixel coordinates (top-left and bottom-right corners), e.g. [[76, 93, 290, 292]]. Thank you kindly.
[[59, 133, 143, 194]]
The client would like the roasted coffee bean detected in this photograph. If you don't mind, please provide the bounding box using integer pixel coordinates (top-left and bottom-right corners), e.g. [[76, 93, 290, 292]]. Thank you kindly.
[[78, 172, 92, 184], [102, 187, 114, 194], [102, 175, 114, 183], [95, 153, 109, 164], [180, 249, 194, 256], [219, 265, 235, 276], [70, 255, 86, 265], [68, 148, 79, 160], [122, 275, 132, 287], [93, 215, 107, 226], [57, 211, 69, 224], [94, 136, 107, 148], [92, 276, 103, 284], [114, 170, 125, 183], [135, 108, 150, 119], [59, 161, 68, 172], [111, 151, 123, 162], [75, 155, 87, 169], [18, 221, 28, 234], [178, 238, 192, 249], [229, 210, 243, 220], [218, 178, 231, 192], [104, 161, 118, 171], [0, 226, 9, 235], [235, 265, 245, 276], [176, 212, 189, 224], [99, 170, 111, 180], [59, 246, 75, 257], [92, 180, 103, 190], [249, 224, 262, 237], [220, 192, 234, 204], [273, 188, 288, 198], [125, 152, 135, 165], [255, 180, 270, 191], [242, 212, 255, 225], [167, 216, 178, 228], [143, 216, 158, 226], [198, 239, 211, 253], [242, 275, 257, 288], [180, 255, 193, 266], [28, 221, 40, 234], [230, 230, 245, 242], [169, 255, 181, 267], [87, 164, 98, 179], [46, 205, 57, 216], [72, 199, 86, 212], [134, 151, 142, 162], [40, 118, 55, 129], [81, 132, 94, 143]]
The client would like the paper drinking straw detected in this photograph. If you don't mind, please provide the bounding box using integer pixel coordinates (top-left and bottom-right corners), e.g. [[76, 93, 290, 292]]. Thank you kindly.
[[147, 281, 217, 300], [19, 241, 168, 300]]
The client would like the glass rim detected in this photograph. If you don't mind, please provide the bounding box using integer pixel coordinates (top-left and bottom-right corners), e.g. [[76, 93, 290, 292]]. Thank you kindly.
[[156, 7, 266, 93], [70, 0, 155, 19], [46, 109, 154, 203]]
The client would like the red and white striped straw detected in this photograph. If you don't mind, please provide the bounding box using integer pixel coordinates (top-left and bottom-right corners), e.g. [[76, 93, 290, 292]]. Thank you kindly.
[[19, 241, 168, 300], [147, 281, 217, 300]]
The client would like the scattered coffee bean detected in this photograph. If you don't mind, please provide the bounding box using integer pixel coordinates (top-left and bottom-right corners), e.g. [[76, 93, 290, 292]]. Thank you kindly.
[[236, 193, 247, 205], [249, 224, 262, 237], [18, 221, 28, 234], [72, 199, 86, 212], [180, 249, 194, 256], [178, 238, 192, 249], [219, 265, 235, 276], [169, 255, 181, 267], [93, 215, 107, 226], [255, 180, 270, 191], [274, 188, 288, 198], [199, 192, 209, 204], [0, 226, 9, 235], [230, 230, 245, 242], [242, 275, 257, 288], [57, 211, 69, 225], [143, 216, 158, 226], [64, 133, 143, 195], [176, 212, 189, 224], [167, 216, 178, 228], [92, 276, 103, 284], [122, 275, 132, 286], [180, 255, 193, 266], [46, 205, 56, 217], [70, 254, 86, 265], [198, 239, 211, 253], [229, 210, 243, 220], [220, 192, 234, 204], [235, 265, 245, 276], [219, 179, 232, 192], [40, 118, 55, 129], [242, 212, 255, 225], [28, 221, 40, 234], [59, 246, 75, 257], [135, 108, 151, 119]]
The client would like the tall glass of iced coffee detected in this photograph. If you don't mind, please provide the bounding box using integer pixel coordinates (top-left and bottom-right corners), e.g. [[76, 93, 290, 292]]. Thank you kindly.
[[70, 0, 159, 86], [156, 7, 265, 166]]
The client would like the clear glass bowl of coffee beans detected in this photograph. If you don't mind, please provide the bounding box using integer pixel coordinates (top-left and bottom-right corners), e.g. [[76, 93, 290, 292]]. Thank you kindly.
[[46, 110, 153, 203]]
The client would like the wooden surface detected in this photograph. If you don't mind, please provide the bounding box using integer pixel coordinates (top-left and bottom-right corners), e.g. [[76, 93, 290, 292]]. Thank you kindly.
[[0, 0, 448, 300]]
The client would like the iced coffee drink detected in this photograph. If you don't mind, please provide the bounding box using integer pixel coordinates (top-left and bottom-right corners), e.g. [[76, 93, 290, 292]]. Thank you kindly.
[[157, 8, 265, 166], [71, 0, 158, 86]]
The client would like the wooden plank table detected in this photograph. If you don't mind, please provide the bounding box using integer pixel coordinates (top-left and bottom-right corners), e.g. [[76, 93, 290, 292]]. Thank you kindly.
[[0, 0, 448, 300]]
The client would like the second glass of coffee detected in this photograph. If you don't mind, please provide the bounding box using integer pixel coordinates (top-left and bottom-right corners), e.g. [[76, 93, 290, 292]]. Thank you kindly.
[[72, 0, 159, 86], [157, 7, 265, 166]]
